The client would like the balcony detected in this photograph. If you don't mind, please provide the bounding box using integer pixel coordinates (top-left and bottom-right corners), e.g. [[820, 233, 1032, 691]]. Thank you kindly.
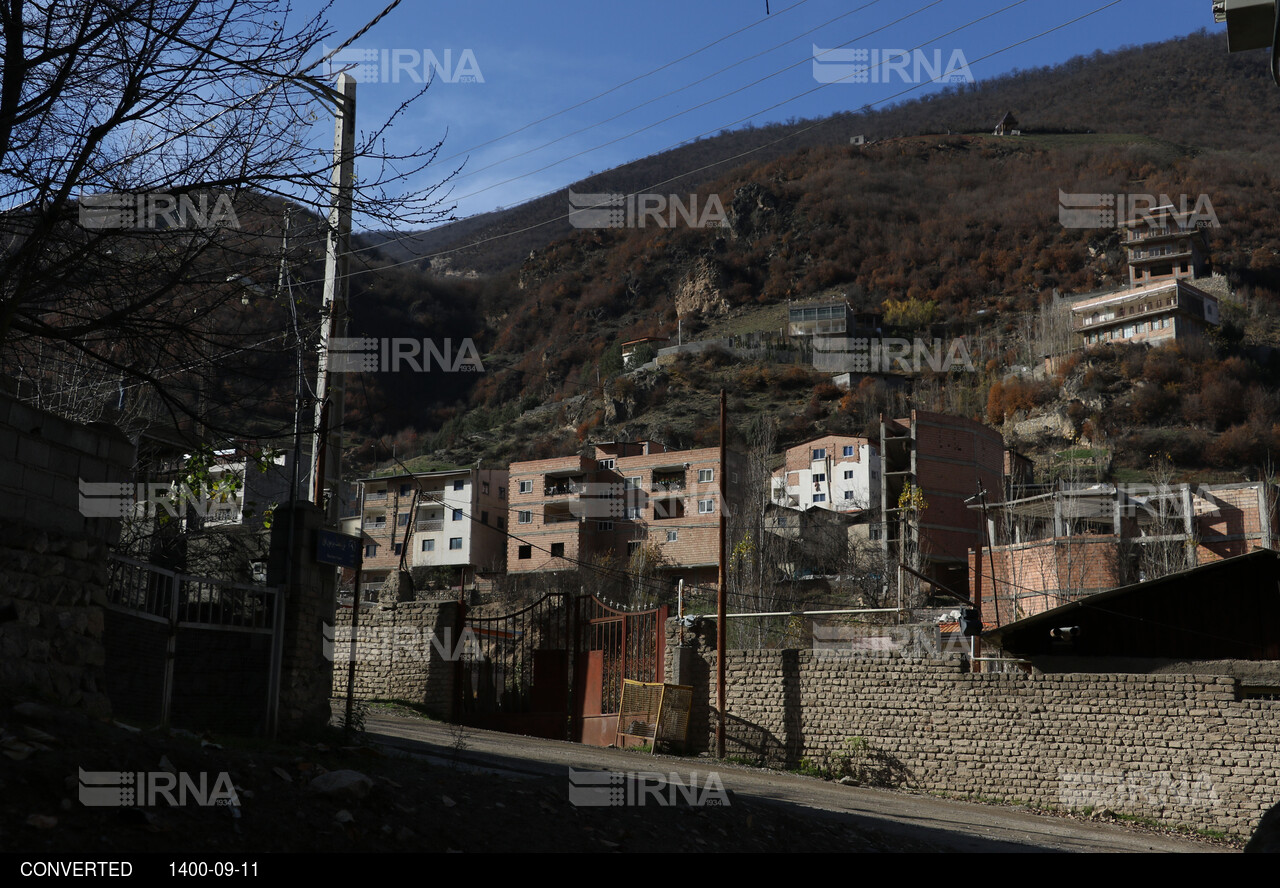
[[651, 476, 686, 492], [364, 490, 388, 501], [415, 520, 443, 533], [544, 479, 583, 497]]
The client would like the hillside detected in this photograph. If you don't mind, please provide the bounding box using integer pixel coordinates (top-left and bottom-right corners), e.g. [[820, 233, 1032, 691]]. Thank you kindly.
[[261, 30, 1280, 483]]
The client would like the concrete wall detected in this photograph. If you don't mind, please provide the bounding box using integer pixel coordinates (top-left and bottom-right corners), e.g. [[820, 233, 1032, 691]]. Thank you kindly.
[[669, 619, 1280, 838]]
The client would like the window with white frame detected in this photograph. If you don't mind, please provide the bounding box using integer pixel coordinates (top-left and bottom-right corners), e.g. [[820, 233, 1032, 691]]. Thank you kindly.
[[843, 445, 854, 456], [518, 511, 532, 524], [813, 473, 826, 483], [814, 494, 826, 503], [698, 499, 715, 514], [698, 468, 714, 482], [666, 530, 678, 542], [518, 480, 532, 494], [598, 521, 614, 531]]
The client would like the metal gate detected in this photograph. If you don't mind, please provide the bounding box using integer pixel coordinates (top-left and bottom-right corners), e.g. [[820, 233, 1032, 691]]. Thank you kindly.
[[456, 594, 667, 745]]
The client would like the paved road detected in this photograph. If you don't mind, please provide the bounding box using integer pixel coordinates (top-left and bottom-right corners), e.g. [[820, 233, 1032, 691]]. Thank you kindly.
[[365, 715, 1230, 853]]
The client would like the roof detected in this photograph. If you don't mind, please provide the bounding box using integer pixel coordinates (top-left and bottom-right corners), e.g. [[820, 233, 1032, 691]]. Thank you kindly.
[[984, 549, 1280, 661], [1070, 279, 1215, 313]]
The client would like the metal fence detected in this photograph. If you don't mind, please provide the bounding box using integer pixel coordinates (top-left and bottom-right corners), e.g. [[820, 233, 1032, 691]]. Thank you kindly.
[[103, 554, 283, 733]]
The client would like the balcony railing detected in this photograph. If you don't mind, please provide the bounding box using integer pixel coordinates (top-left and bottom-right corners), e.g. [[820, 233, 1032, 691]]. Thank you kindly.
[[544, 480, 582, 497], [651, 478, 686, 492], [415, 520, 443, 533]]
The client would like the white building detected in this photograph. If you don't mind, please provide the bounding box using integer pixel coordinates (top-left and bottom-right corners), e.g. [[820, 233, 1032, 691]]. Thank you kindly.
[[771, 435, 880, 513]]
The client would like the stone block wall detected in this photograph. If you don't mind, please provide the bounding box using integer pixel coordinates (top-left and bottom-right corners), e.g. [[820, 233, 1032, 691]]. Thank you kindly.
[[330, 599, 460, 719], [670, 618, 1280, 838], [0, 391, 132, 715]]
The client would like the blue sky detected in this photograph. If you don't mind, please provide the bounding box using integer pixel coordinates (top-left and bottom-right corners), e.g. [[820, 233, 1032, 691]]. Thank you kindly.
[[294, 0, 1229, 230]]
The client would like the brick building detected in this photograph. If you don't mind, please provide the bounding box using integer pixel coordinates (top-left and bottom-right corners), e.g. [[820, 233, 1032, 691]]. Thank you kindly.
[[771, 434, 880, 514], [970, 480, 1279, 629], [354, 467, 508, 599], [880, 410, 1005, 599], [507, 441, 743, 590]]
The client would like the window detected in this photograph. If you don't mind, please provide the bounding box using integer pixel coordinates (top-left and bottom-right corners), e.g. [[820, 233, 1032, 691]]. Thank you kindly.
[[453, 479, 464, 491], [372, 515, 386, 527], [519, 480, 532, 494], [398, 513, 410, 526], [627, 507, 643, 519], [869, 525, 882, 541], [400, 483, 411, 495], [518, 545, 532, 560], [626, 475, 642, 489], [627, 541, 642, 555], [698, 499, 715, 514], [698, 468, 714, 482], [813, 473, 826, 483], [393, 543, 402, 556], [364, 544, 377, 557], [550, 542, 565, 557], [812, 448, 826, 460], [499, 487, 506, 499], [844, 470, 854, 479], [452, 509, 462, 521], [598, 521, 614, 531], [421, 539, 434, 552], [449, 537, 463, 550], [843, 445, 854, 456], [498, 517, 506, 530], [518, 511, 532, 524], [844, 491, 854, 500], [813, 494, 826, 503], [666, 530, 678, 542], [481, 511, 489, 525], [598, 458, 616, 469]]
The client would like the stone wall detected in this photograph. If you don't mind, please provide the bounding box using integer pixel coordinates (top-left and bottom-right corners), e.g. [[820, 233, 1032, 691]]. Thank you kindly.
[[330, 599, 460, 720], [669, 618, 1280, 838], [0, 391, 133, 716]]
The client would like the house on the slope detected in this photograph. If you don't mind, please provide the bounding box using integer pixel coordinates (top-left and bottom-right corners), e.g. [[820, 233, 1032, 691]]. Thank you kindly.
[[1072, 278, 1220, 347], [507, 440, 743, 591], [993, 111, 1019, 136], [771, 435, 881, 515], [354, 466, 509, 600], [880, 410, 1006, 600]]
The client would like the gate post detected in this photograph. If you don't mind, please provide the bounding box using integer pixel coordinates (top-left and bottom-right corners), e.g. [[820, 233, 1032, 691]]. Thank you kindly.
[[266, 502, 336, 735]]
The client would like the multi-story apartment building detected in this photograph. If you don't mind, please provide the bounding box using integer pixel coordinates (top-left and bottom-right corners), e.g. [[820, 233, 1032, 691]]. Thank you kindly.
[[355, 467, 508, 599], [1066, 204, 1219, 349], [507, 441, 742, 589], [771, 435, 880, 513], [1123, 205, 1210, 288], [880, 410, 1006, 599], [198, 447, 292, 529], [1073, 279, 1220, 348]]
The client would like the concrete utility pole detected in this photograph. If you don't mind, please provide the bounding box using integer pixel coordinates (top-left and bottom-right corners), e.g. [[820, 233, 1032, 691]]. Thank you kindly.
[[310, 73, 356, 524], [717, 388, 727, 759]]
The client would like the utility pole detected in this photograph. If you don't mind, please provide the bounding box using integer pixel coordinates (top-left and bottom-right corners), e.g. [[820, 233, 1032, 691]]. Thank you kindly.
[[717, 388, 727, 759], [310, 72, 356, 523]]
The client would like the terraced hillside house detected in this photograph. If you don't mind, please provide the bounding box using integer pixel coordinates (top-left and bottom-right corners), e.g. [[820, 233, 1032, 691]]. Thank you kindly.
[[507, 440, 744, 591], [354, 467, 509, 599], [771, 435, 881, 515]]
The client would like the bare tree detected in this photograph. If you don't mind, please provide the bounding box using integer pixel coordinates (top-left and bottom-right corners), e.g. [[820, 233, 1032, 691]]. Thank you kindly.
[[0, 2, 454, 438]]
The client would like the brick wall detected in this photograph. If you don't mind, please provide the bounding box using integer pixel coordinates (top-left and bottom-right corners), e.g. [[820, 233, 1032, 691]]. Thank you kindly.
[[669, 619, 1280, 838]]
